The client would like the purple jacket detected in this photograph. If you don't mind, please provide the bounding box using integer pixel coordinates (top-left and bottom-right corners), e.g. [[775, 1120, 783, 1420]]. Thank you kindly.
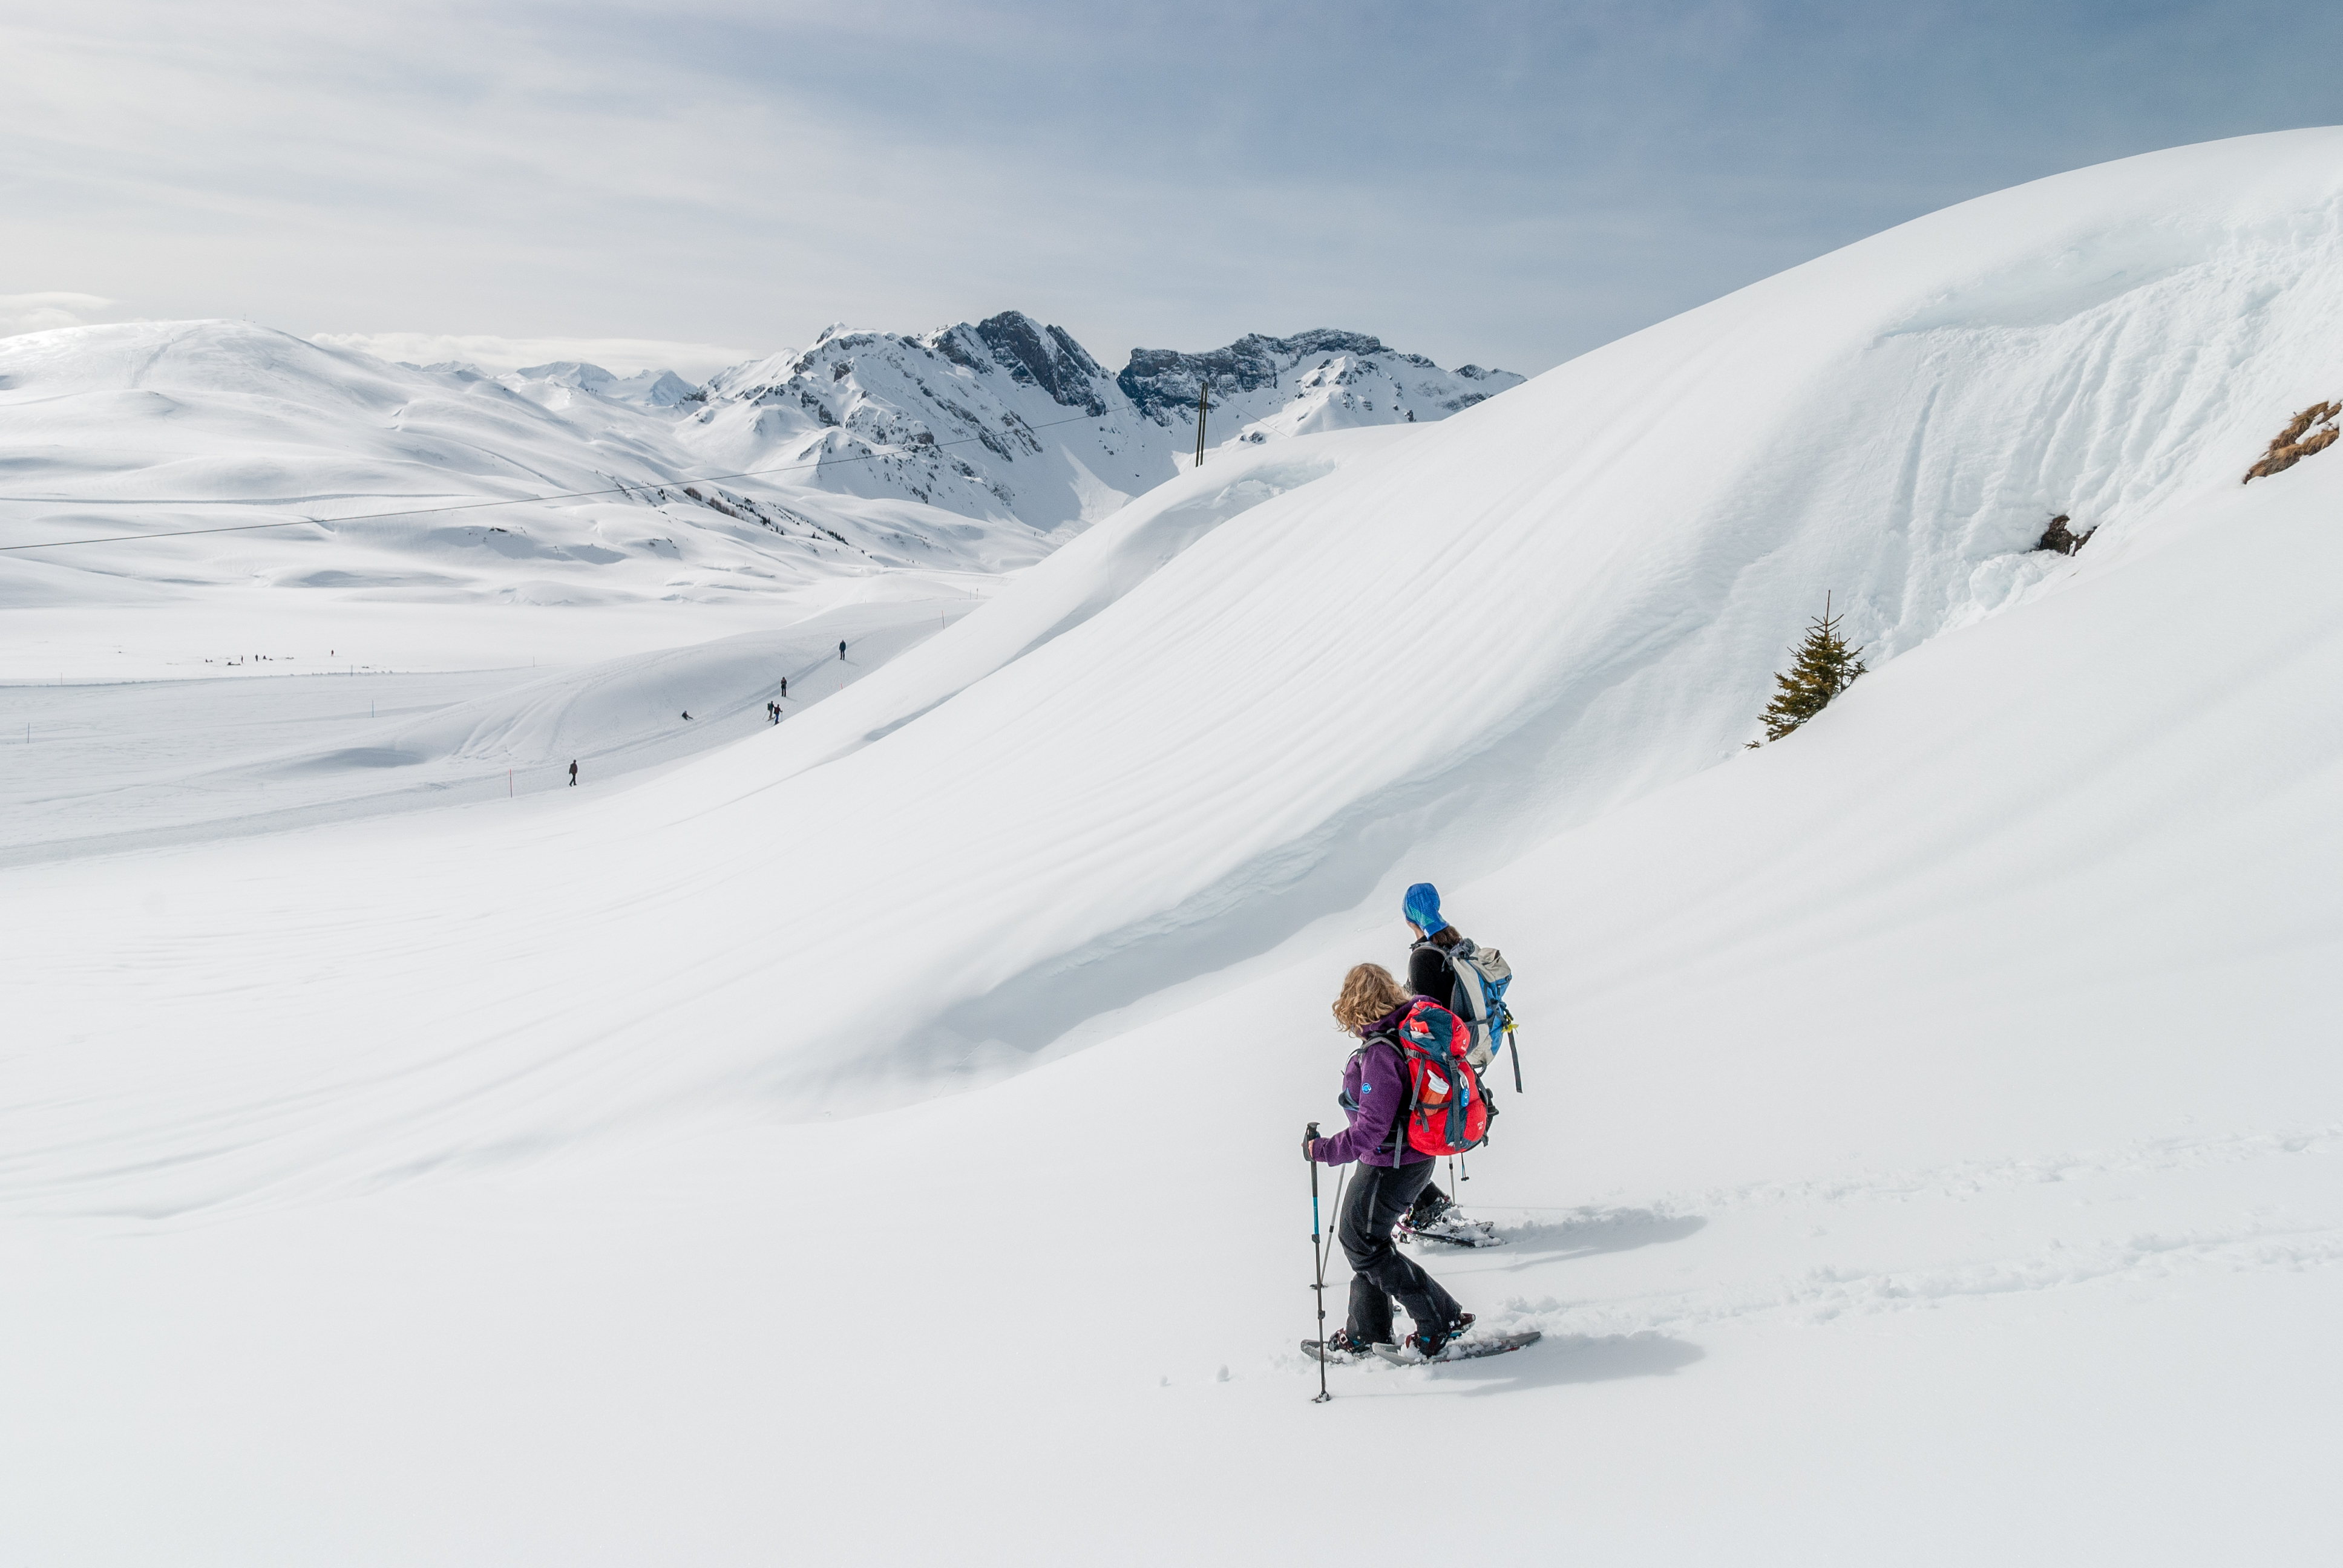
[[1312, 1005, 1430, 1168]]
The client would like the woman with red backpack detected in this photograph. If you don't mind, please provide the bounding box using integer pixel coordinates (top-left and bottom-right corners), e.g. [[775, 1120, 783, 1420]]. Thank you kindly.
[[1303, 962, 1475, 1359]]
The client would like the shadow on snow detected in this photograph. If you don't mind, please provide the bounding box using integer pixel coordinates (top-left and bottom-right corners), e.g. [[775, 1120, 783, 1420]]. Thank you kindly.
[[1473, 1206, 1709, 1270]]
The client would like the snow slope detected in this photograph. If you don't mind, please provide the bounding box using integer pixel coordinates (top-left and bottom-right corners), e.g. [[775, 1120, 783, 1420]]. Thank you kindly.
[[5, 130, 2343, 1562], [0, 594, 980, 864], [0, 320, 1056, 610]]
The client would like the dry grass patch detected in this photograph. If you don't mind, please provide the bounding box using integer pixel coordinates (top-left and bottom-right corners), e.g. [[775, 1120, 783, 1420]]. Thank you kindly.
[[2243, 400, 2341, 483]]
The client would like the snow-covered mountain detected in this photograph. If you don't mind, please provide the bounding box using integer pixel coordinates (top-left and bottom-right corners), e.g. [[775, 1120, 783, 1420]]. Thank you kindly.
[[0, 321, 1067, 610], [502, 359, 700, 410], [680, 313, 1521, 528], [8, 132, 2342, 1564], [0, 316, 1510, 607]]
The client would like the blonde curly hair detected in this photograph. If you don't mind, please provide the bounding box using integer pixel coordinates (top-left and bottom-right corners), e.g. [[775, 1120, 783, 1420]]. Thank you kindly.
[[1331, 962, 1412, 1034]]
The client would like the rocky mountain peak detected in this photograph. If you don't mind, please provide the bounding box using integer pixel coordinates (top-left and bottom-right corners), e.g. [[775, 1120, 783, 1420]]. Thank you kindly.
[[683, 311, 1521, 531], [940, 311, 1110, 416], [1119, 328, 1401, 419]]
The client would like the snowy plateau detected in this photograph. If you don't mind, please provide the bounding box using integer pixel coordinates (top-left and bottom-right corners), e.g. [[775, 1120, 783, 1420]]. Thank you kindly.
[[4, 128, 2341, 1566]]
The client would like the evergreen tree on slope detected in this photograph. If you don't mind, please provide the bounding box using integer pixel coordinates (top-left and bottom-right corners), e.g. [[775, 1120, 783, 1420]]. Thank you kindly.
[[1759, 594, 1868, 743]]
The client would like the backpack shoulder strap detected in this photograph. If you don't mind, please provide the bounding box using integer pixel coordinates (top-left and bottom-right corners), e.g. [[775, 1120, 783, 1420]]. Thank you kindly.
[[1429, 945, 1481, 1026], [1362, 1030, 1412, 1155]]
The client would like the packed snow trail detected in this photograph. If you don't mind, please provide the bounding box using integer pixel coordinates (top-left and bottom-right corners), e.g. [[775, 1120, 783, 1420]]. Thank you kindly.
[[0, 595, 962, 864]]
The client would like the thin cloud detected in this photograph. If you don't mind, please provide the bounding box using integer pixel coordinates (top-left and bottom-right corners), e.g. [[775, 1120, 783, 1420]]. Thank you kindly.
[[1, 292, 122, 336], [313, 331, 759, 379], [7, 5, 2343, 376]]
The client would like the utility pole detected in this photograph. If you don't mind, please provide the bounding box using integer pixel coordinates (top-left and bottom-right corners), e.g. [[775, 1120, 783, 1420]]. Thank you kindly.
[[1194, 379, 1211, 468]]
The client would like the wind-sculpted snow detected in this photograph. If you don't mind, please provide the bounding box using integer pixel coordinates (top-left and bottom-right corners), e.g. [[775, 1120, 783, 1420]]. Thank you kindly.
[[7, 131, 2343, 1218], [6, 132, 2343, 1566], [617, 130, 2343, 1103], [715, 433, 1380, 783]]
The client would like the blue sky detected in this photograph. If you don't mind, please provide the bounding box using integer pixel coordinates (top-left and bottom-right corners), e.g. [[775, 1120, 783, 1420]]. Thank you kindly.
[[7, 1, 2342, 375]]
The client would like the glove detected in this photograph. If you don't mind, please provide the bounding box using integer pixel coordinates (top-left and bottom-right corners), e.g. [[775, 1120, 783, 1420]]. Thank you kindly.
[[1302, 1136, 1317, 1161]]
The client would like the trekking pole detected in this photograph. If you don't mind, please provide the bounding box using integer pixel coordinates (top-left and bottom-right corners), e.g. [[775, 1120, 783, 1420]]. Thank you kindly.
[[1507, 1021, 1522, 1093], [1306, 1122, 1331, 1403]]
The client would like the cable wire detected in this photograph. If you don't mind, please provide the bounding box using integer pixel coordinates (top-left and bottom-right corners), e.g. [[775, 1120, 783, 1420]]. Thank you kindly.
[[0, 410, 1112, 554]]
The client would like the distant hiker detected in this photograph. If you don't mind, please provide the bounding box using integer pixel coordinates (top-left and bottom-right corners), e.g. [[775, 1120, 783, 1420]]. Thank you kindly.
[[780, 676, 787, 698], [568, 760, 578, 787], [1304, 962, 1475, 1359], [1398, 882, 1515, 1235], [681, 711, 692, 720], [838, 639, 847, 661]]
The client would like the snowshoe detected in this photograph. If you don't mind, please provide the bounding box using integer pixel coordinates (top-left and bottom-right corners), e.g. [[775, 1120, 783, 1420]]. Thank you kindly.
[[1301, 1330, 1389, 1364], [1395, 1212, 1501, 1248], [1375, 1325, 1542, 1367]]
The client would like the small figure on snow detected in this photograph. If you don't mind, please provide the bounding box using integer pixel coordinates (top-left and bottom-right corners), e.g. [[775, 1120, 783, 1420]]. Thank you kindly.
[[838, 639, 847, 661], [681, 711, 692, 720], [780, 676, 788, 699], [568, 760, 578, 787], [1304, 963, 1475, 1360]]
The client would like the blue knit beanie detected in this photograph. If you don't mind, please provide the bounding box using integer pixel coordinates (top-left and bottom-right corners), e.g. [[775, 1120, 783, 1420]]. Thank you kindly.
[[1403, 882, 1447, 934]]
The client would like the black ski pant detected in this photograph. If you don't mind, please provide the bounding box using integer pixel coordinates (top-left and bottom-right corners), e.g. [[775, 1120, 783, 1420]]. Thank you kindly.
[[1338, 1156, 1463, 1344]]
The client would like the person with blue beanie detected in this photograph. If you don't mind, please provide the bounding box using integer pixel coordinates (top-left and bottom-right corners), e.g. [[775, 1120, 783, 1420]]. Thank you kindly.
[[1402, 882, 1446, 936], [1400, 881, 1496, 1235]]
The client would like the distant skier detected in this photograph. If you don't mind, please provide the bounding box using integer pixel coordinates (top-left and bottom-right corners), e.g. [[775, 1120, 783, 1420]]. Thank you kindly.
[[1397, 883, 1514, 1237], [838, 639, 847, 661], [568, 760, 578, 787], [681, 711, 692, 720], [780, 676, 787, 699], [1304, 962, 1474, 1359]]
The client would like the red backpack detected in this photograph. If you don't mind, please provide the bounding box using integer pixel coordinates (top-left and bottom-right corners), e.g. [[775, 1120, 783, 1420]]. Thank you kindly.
[[1382, 996, 1490, 1157]]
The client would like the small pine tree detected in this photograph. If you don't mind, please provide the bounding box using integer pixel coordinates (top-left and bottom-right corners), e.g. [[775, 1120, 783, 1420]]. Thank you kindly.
[[1758, 593, 1868, 743]]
